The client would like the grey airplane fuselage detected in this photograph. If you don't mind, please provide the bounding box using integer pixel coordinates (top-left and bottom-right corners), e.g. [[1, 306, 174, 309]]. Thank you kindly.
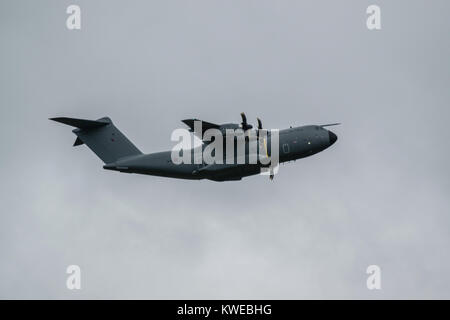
[[103, 125, 338, 181]]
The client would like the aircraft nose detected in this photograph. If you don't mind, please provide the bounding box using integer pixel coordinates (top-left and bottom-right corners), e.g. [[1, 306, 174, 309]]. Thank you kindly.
[[328, 130, 338, 145]]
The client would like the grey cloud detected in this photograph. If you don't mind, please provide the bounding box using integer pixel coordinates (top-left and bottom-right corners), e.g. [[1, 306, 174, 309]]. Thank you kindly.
[[0, 0, 449, 298]]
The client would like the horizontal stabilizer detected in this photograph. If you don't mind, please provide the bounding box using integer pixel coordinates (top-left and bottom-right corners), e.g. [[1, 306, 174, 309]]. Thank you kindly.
[[50, 116, 142, 163], [49, 117, 110, 129]]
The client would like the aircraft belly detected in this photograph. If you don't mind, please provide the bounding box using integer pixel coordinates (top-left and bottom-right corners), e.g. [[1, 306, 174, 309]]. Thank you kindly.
[[115, 153, 201, 179], [205, 164, 260, 181]]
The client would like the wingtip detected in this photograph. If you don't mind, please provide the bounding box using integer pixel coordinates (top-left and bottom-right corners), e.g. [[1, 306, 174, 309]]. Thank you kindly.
[[320, 123, 341, 127]]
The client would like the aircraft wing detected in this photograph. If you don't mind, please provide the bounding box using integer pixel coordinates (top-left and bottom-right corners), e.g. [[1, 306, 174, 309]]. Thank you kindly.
[[182, 119, 221, 139]]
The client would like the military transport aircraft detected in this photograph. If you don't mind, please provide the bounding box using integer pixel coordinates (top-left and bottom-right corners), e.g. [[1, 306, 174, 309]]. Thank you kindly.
[[50, 113, 338, 181]]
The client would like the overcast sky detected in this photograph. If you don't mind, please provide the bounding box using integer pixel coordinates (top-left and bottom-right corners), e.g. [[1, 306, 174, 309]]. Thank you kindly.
[[1, 0, 449, 299]]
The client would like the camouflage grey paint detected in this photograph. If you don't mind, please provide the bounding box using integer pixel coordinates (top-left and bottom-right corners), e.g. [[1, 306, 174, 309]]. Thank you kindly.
[[51, 117, 337, 182]]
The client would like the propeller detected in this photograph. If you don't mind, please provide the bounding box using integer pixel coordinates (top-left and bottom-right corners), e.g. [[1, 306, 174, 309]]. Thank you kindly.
[[254, 117, 274, 180], [255, 117, 263, 139], [257, 118, 262, 130], [239, 113, 277, 181], [239, 113, 275, 181], [240, 112, 253, 131]]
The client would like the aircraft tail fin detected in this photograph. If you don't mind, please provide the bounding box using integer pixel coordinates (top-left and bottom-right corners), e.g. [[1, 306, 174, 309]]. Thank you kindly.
[[50, 116, 142, 163]]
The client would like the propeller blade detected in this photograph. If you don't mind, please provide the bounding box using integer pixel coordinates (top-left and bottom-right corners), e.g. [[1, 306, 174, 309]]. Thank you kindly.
[[257, 118, 262, 130], [240, 112, 252, 130], [240, 112, 247, 126]]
